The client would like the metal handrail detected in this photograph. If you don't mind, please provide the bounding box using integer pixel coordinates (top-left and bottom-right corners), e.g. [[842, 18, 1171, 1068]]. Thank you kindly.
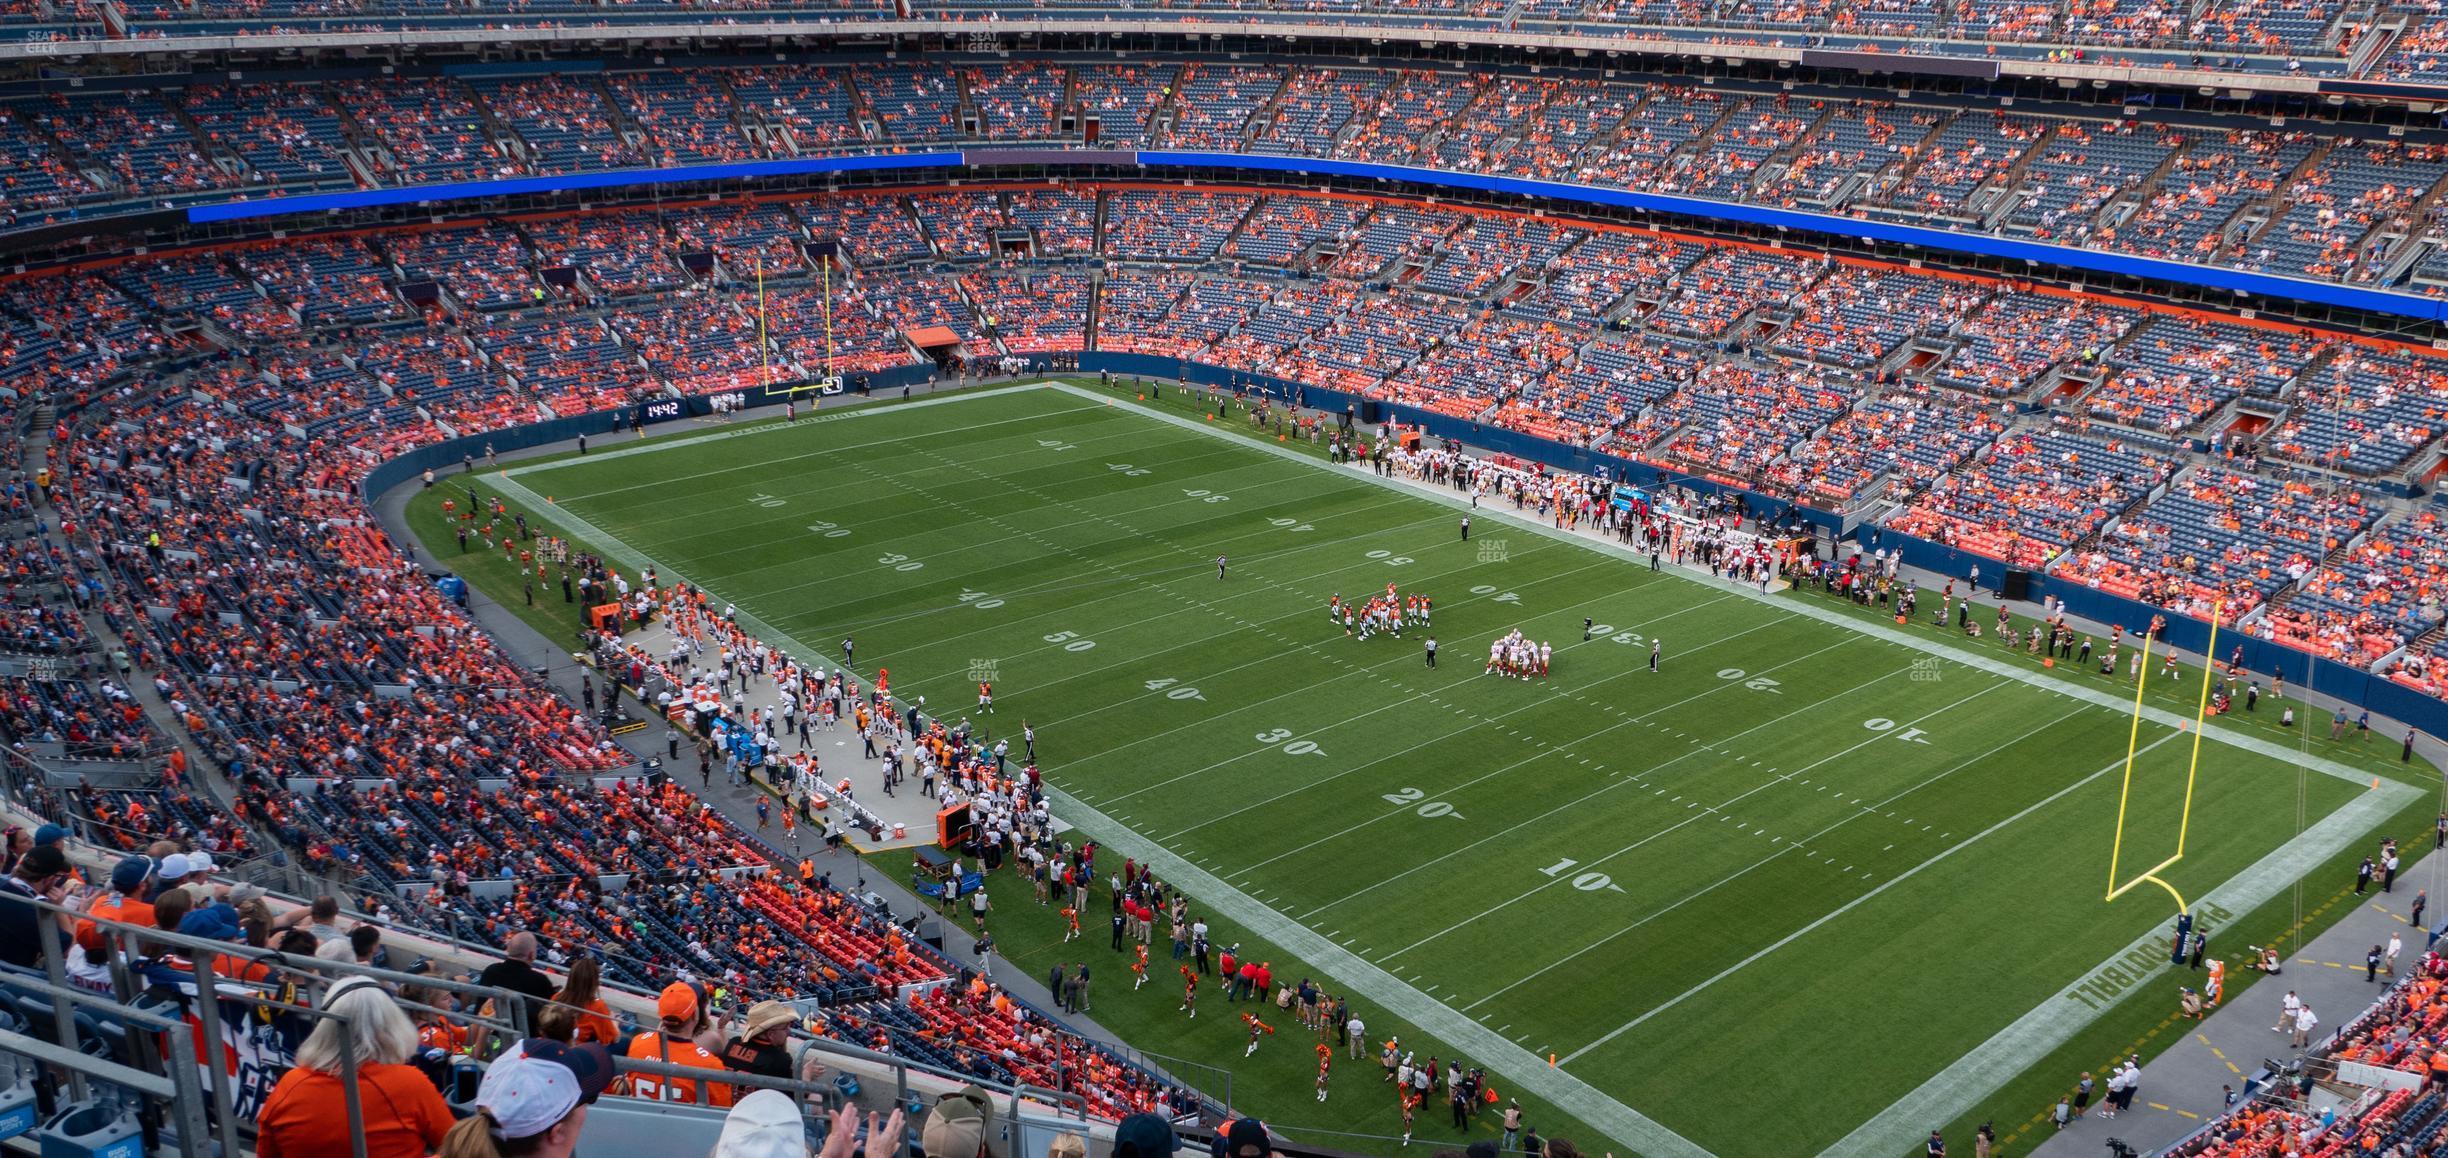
[[7, 894, 533, 1158]]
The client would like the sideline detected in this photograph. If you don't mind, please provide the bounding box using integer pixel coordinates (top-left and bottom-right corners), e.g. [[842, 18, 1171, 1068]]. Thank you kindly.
[[506, 382, 1064, 478]]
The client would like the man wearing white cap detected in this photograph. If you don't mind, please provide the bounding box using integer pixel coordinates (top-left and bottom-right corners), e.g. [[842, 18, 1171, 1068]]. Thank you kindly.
[[720, 1095, 903, 1158]]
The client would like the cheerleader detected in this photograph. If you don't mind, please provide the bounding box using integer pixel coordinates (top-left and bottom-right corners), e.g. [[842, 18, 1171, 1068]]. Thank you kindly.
[[1132, 944, 1149, 990], [1400, 1091, 1419, 1147], [1179, 965, 1199, 1018], [1060, 906, 1080, 943], [1315, 1042, 1333, 1103], [1242, 1011, 1274, 1057]]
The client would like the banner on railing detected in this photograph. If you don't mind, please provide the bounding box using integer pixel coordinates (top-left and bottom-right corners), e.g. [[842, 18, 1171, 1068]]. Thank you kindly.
[[172, 988, 308, 1126]]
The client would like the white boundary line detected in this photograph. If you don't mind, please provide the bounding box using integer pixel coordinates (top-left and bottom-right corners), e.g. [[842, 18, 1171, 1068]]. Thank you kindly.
[[1566, 728, 2180, 1063], [508, 384, 1093, 483]]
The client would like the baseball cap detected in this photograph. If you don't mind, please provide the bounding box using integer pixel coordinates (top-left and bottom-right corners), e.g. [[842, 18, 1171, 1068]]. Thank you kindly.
[[159, 853, 191, 880], [714, 1089, 810, 1158], [185, 852, 215, 875], [658, 980, 702, 1023], [109, 855, 155, 895], [477, 1038, 615, 1142], [1226, 1119, 1272, 1158], [921, 1084, 994, 1158], [178, 904, 242, 943], [1111, 1112, 1180, 1158], [31, 824, 65, 848]]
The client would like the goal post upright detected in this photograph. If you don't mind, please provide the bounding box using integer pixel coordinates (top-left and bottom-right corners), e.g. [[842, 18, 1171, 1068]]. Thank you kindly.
[[2103, 603, 2223, 917]]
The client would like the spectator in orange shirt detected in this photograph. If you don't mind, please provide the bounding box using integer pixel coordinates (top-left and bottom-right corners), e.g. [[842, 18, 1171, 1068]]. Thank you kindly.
[[78, 854, 159, 943], [254, 978, 454, 1158], [553, 956, 619, 1047], [624, 981, 734, 1107]]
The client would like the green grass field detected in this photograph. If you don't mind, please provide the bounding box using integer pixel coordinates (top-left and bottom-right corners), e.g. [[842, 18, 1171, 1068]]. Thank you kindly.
[[432, 380, 2430, 1157]]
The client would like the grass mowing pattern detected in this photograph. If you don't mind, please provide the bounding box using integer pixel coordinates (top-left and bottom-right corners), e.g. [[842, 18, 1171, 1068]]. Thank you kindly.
[[448, 383, 2408, 1156]]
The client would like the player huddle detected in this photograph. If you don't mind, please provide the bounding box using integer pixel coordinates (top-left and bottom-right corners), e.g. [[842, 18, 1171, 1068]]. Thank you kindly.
[[1332, 584, 1433, 641], [1485, 630, 1552, 678]]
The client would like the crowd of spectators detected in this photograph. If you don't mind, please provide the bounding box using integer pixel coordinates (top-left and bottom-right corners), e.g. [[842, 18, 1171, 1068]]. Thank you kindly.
[[34, 167, 2448, 1148], [1886, 424, 2183, 568], [2057, 468, 2379, 621], [234, 237, 409, 329], [2163, 951, 2448, 1158], [19, 183, 2448, 718], [1768, 266, 1981, 370], [14, 64, 2448, 303], [385, 224, 545, 312], [1771, 391, 2008, 508], [610, 72, 761, 167], [1935, 291, 2139, 399]]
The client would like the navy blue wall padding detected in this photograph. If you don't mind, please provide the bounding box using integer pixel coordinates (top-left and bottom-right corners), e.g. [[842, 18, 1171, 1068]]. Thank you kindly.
[[1853, 524, 2444, 726], [170, 147, 2447, 320], [1132, 151, 2448, 321]]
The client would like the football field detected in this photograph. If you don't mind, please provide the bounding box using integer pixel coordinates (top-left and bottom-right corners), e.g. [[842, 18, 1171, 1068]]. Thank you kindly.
[[495, 381, 2418, 1156]]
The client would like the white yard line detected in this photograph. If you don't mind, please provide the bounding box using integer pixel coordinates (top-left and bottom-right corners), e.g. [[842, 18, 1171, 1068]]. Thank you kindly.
[[1457, 702, 2078, 1006], [1182, 596, 1789, 847], [1043, 381, 2386, 790], [1413, 677, 2008, 968], [1272, 638, 1913, 895], [1041, 382, 2425, 1155], [1562, 729, 2191, 1065], [507, 382, 1073, 480]]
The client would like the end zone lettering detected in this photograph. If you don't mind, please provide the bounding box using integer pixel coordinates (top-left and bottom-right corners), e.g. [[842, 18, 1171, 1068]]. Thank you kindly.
[[2062, 903, 2235, 1011]]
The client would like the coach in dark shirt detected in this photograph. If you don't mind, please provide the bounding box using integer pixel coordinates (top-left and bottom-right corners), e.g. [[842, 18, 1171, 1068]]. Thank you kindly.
[[476, 931, 558, 1030]]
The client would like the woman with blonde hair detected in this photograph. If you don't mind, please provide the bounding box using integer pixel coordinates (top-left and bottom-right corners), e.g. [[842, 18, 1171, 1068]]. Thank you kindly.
[[253, 978, 454, 1158], [438, 1038, 612, 1158]]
